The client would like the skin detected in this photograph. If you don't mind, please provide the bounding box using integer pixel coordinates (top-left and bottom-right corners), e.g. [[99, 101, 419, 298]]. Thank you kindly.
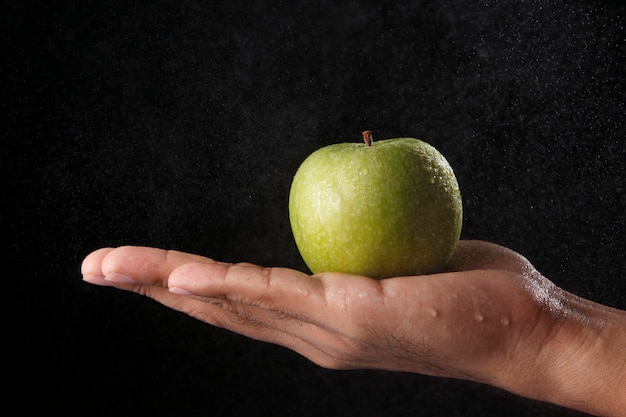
[[82, 240, 625, 416]]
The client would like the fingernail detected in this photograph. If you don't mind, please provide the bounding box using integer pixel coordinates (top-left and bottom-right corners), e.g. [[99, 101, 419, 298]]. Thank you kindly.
[[103, 273, 135, 284], [169, 286, 193, 295], [83, 274, 112, 286]]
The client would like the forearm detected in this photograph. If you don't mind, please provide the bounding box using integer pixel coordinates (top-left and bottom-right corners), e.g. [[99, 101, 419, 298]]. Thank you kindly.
[[495, 290, 626, 416]]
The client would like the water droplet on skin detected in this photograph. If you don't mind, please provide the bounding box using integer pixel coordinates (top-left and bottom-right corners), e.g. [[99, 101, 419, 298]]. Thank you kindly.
[[358, 291, 370, 300], [446, 293, 459, 302], [425, 307, 439, 318], [298, 288, 309, 297], [501, 317, 510, 326], [474, 312, 484, 322]]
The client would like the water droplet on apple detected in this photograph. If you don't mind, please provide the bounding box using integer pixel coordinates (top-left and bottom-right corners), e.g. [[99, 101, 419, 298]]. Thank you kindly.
[[474, 312, 484, 322], [501, 316, 510, 326], [359, 168, 369, 176]]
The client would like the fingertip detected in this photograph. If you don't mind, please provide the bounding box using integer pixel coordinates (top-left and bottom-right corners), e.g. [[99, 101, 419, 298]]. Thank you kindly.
[[81, 247, 115, 278]]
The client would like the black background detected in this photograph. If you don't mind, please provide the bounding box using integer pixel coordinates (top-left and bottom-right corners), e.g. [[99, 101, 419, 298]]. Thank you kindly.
[[4, 1, 624, 416]]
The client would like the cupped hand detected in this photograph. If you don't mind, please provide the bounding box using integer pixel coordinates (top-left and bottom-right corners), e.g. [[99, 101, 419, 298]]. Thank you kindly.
[[81, 241, 559, 381]]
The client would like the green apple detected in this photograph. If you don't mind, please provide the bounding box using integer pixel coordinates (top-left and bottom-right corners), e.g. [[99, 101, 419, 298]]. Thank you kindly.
[[288, 131, 462, 279]]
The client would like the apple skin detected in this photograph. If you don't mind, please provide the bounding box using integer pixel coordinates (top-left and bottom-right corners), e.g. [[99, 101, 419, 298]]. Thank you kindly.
[[288, 137, 462, 279]]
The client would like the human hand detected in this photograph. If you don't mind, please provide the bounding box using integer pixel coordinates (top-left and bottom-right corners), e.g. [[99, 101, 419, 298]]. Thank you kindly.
[[82, 240, 625, 416]]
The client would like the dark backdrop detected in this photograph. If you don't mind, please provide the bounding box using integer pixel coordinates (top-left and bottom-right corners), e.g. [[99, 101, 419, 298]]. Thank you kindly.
[[4, 1, 624, 416]]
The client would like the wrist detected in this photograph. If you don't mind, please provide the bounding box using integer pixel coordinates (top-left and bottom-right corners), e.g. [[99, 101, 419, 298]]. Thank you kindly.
[[494, 288, 626, 416]]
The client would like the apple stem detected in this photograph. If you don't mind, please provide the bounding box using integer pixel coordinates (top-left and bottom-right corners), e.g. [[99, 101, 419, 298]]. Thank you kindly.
[[362, 131, 373, 147]]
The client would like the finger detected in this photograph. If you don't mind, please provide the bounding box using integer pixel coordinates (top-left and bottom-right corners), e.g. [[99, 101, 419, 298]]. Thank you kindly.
[[167, 261, 402, 356], [81, 248, 115, 286], [167, 261, 387, 326], [168, 262, 326, 316], [81, 246, 219, 287]]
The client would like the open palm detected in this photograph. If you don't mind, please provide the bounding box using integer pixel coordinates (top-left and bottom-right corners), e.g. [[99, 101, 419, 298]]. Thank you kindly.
[[82, 240, 567, 383], [82, 239, 626, 415]]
